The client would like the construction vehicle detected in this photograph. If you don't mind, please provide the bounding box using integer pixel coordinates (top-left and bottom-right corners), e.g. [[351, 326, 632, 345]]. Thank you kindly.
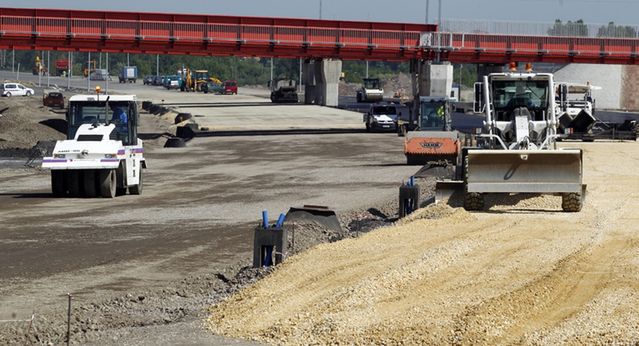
[[83, 60, 97, 78], [270, 79, 299, 103], [55, 59, 69, 76], [193, 70, 210, 92], [438, 63, 586, 212], [32, 55, 47, 75], [42, 89, 146, 198], [556, 83, 638, 141], [356, 78, 384, 103], [118, 66, 138, 83], [404, 97, 460, 165]]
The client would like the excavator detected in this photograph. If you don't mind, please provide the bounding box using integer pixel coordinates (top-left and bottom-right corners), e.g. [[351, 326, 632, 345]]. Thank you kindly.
[[437, 63, 586, 212]]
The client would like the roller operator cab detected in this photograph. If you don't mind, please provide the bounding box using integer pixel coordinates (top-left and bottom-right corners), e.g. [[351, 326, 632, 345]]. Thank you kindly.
[[42, 94, 146, 198]]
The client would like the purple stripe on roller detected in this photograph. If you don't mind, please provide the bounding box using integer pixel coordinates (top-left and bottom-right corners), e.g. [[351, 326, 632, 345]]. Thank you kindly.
[[100, 159, 120, 162], [117, 150, 125, 155], [42, 159, 67, 163], [132, 148, 144, 154]]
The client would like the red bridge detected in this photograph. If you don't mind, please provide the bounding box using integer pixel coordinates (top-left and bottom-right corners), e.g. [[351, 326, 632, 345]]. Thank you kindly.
[[1, 7, 639, 64]]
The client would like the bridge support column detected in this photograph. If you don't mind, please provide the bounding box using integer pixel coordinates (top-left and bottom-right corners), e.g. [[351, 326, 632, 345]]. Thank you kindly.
[[303, 58, 342, 106], [410, 60, 453, 123], [476, 64, 504, 82]]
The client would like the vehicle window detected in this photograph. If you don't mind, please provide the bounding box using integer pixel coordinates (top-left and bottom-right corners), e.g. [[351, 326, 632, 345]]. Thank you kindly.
[[420, 101, 446, 130], [6, 84, 15, 89], [372, 106, 396, 115], [363, 79, 380, 89], [491, 80, 548, 111], [18, 85, 24, 89]]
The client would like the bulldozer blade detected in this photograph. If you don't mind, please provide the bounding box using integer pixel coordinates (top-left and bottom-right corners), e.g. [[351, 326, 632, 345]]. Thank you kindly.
[[466, 149, 583, 194], [285, 205, 342, 232], [435, 180, 464, 203]]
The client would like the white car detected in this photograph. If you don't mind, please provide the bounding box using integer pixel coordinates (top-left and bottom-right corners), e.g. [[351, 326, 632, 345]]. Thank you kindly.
[[1, 83, 34, 97], [364, 103, 400, 132]]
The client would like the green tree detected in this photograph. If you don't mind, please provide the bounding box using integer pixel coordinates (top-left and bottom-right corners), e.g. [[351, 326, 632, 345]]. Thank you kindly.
[[597, 22, 637, 38], [547, 19, 589, 37]]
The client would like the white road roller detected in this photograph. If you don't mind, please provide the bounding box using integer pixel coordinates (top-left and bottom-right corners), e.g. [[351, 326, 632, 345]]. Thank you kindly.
[[42, 93, 146, 198]]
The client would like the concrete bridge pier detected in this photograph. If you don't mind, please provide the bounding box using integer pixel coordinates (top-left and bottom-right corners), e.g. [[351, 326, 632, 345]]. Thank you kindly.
[[410, 59, 454, 121], [303, 58, 342, 106]]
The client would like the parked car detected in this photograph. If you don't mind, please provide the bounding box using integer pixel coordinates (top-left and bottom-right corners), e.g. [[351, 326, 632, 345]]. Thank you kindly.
[[143, 75, 154, 85], [89, 69, 108, 81], [1, 83, 34, 97], [202, 81, 223, 94], [163, 75, 180, 89], [152, 75, 163, 86], [222, 80, 238, 95], [43, 91, 65, 108]]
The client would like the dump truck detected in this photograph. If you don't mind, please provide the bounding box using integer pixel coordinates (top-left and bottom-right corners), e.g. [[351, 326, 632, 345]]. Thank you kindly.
[[55, 59, 69, 76], [438, 64, 586, 212], [404, 97, 460, 165], [119, 66, 138, 83], [356, 78, 384, 103], [42, 91, 146, 198], [270, 79, 299, 103]]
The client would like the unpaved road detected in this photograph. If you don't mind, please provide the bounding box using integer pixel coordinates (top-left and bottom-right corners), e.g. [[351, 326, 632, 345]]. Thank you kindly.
[[0, 84, 417, 344], [209, 141, 639, 344]]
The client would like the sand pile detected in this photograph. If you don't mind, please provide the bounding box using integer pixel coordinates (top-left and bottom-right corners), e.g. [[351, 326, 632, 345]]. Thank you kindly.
[[0, 97, 64, 154], [207, 142, 639, 344]]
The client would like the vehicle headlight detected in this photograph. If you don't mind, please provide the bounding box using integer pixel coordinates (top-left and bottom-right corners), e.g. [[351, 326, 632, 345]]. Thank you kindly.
[[54, 154, 66, 159]]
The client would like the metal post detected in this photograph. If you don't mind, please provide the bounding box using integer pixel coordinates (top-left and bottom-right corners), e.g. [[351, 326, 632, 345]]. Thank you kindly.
[[66, 293, 72, 346], [87, 52, 91, 91], [299, 58, 302, 93], [438, 0, 442, 26], [270, 57, 274, 86], [47, 51, 50, 87], [319, 0, 323, 19], [16, 63, 20, 80], [366, 61, 369, 78], [11, 48, 14, 73], [127, 53, 130, 66], [106, 52, 109, 94], [99, 52, 102, 70], [156, 54, 159, 76], [426, 0, 430, 23], [67, 51, 71, 90]]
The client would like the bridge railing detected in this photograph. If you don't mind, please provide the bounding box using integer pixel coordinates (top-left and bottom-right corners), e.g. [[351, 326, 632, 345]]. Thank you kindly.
[[424, 32, 639, 57], [0, 15, 423, 50], [442, 19, 639, 39]]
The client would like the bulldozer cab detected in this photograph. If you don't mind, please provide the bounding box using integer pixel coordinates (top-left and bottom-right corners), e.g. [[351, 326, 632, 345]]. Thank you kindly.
[[67, 96, 138, 145], [491, 78, 550, 122], [418, 98, 451, 131]]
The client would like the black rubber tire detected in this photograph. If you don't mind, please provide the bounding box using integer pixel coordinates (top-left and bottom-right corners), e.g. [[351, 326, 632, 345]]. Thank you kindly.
[[463, 192, 485, 211], [356, 93, 362, 103], [82, 170, 97, 198], [51, 170, 66, 197], [406, 154, 425, 166], [365, 122, 371, 132], [129, 169, 143, 195], [99, 169, 117, 198], [5, 92, 11, 97], [26, 91, 32, 97], [67, 171, 81, 197], [562, 192, 583, 212]]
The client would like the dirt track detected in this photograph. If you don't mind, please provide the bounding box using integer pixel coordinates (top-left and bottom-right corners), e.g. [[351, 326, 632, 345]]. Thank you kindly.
[[209, 141, 639, 344]]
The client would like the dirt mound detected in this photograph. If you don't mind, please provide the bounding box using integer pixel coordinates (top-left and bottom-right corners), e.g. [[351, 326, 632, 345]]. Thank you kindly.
[[0, 97, 65, 155]]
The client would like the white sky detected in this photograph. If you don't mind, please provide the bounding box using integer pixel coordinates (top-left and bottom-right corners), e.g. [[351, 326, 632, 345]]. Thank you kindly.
[[0, 0, 638, 25]]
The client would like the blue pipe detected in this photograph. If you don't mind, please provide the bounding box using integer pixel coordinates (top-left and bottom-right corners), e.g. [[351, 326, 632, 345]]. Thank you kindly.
[[275, 213, 286, 228], [262, 210, 269, 229]]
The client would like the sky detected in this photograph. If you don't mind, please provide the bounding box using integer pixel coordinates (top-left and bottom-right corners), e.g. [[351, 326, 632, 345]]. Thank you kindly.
[[0, 0, 638, 25]]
